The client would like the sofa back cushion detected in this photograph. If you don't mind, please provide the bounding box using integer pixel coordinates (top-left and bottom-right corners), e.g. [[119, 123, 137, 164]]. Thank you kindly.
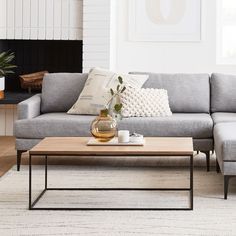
[[211, 73, 236, 112], [41, 73, 88, 113], [130, 72, 210, 113]]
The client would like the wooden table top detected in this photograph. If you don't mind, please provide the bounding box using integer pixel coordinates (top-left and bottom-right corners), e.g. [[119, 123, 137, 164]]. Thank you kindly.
[[29, 137, 193, 156]]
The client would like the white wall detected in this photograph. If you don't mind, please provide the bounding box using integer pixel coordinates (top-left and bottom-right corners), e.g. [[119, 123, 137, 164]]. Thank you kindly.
[[113, 0, 236, 74]]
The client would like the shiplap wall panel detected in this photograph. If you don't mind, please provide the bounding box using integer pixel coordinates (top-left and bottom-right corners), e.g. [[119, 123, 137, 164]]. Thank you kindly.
[[69, 0, 82, 40], [0, 0, 7, 39], [38, 0, 46, 39], [30, 0, 39, 39], [15, 0, 23, 39], [61, 0, 69, 40], [0, 0, 82, 40], [46, 0, 54, 39], [83, 0, 111, 72], [23, 0, 30, 39], [7, 0, 15, 39], [53, 0, 62, 39]]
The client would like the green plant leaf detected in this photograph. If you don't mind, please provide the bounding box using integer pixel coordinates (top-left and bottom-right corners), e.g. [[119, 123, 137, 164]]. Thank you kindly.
[[121, 86, 126, 93], [110, 88, 114, 96], [118, 76, 123, 84], [0, 51, 16, 76], [114, 103, 122, 113]]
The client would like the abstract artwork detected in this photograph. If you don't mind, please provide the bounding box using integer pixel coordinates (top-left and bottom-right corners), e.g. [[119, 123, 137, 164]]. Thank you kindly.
[[129, 0, 201, 41]]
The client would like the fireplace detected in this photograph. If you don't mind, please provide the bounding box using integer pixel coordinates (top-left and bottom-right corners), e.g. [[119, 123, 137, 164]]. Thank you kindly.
[[0, 40, 83, 92]]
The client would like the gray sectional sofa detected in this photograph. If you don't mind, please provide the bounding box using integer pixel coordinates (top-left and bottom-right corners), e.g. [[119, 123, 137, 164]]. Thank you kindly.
[[14, 72, 236, 198]]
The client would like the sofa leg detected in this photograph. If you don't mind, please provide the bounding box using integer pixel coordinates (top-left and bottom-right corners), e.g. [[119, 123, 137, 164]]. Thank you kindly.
[[202, 151, 210, 172], [216, 159, 220, 173], [17, 150, 26, 171], [224, 176, 232, 200]]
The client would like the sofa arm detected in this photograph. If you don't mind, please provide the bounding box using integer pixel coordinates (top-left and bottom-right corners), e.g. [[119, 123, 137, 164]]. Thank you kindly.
[[17, 94, 41, 120]]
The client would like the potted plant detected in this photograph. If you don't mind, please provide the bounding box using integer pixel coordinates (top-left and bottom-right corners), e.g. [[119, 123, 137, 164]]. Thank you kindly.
[[0, 51, 16, 99]]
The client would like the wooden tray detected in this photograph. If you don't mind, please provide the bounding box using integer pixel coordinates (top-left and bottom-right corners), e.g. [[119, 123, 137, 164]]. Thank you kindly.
[[87, 137, 145, 146]]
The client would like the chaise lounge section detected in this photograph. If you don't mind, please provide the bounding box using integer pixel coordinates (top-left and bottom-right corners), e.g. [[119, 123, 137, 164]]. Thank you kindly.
[[211, 73, 236, 199]]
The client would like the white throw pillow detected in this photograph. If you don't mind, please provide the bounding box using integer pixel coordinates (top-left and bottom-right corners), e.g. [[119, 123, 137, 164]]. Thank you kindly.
[[120, 86, 172, 117], [67, 68, 149, 115]]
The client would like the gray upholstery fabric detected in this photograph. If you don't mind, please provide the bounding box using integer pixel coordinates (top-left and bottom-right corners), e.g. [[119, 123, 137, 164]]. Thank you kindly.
[[17, 94, 41, 120], [15, 113, 213, 139], [119, 114, 213, 139], [16, 138, 42, 151], [222, 162, 236, 175], [212, 112, 236, 124], [214, 123, 236, 161], [41, 73, 88, 113], [211, 73, 236, 112], [130, 72, 210, 113], [14, 113, 95, 139]]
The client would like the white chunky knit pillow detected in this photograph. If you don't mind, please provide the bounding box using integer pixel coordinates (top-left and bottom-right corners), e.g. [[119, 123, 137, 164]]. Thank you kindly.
[[120, 87, 172, 117]]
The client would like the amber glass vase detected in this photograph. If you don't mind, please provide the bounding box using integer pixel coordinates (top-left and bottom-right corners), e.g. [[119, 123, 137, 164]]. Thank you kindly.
[[90, 109, 117, 142]]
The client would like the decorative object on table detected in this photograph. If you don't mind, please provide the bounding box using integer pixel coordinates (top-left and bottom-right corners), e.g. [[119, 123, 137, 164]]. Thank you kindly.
[[67, 67, 149, 115], [0, 51, 16, 100], [107, 76, 126, 120], [118, 130, 130, 143], [19, 71, 48, 93], [90, 108, 117, 142], [120, 86, 172, 117], [129, 0, 201, 42], [129, 133, 144, 143], [87, 137, 145, 146]]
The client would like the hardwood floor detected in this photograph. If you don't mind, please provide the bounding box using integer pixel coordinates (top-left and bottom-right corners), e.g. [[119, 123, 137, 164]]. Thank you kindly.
[[0, 137, 18, 177]]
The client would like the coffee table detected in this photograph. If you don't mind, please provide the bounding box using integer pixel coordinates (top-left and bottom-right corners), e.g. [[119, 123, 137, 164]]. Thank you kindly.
[[29, 137, 194, 211]]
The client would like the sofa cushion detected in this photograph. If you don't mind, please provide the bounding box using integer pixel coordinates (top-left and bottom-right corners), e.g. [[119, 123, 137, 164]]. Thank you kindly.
[[119, 114, 213, 138], [212, 112, 236, 124], [214, 123, 236, 162], [41, 73, 88, 113], [14, 113, 213, 139], [211, 73, 236, 112], [130, 72, 210, 113], [14, 113, 94, 139]]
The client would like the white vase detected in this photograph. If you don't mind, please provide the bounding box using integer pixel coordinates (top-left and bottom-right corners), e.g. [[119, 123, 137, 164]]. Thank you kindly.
[[0, 76, 5, 99]]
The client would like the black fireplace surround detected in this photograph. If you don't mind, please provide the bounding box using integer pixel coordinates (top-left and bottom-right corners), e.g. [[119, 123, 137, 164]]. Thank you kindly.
[[0, 40, 83, 92]]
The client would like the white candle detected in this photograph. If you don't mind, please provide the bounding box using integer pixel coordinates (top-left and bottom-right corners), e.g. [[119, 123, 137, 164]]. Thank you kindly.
[[118, 130, 130, 143]]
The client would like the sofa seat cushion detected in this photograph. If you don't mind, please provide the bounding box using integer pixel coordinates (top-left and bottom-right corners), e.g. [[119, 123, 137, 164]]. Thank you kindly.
[[214, 123, 236, 162], [212, 112, 236, 124], [14, 113, 95, 139], [14, 113, 213, 139], [119, 113, 213, 138]]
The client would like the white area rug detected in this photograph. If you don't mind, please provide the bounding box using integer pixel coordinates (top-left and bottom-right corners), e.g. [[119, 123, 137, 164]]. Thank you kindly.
[[1, 163, 236, 236]]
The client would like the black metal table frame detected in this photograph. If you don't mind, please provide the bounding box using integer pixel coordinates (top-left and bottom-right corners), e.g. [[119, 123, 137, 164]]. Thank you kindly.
[[29, 153, 193, 211]]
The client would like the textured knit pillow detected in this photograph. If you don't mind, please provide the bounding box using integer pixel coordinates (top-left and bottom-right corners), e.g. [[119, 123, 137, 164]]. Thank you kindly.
[[120, 86, 172, 117], [67, 68, 149, 115]]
